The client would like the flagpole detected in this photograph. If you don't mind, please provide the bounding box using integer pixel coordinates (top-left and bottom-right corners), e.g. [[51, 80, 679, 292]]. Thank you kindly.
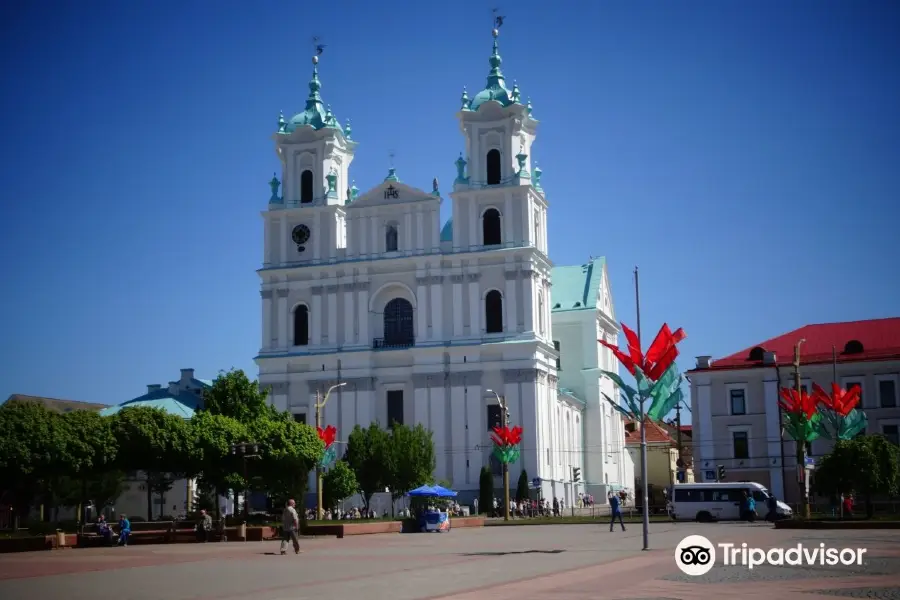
[[634, 267, 650, 551]]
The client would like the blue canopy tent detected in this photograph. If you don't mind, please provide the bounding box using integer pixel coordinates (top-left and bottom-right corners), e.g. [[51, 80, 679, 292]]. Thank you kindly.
[[432, 485, 458, 498], [407, 485, 438, 497]]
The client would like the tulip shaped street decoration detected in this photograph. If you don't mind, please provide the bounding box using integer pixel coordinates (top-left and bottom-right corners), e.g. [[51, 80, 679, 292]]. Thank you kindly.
[[778, 387, 822, 445], [317, 425, 337, 468], [811, 382, 867, 440], [599, 323, 687, 422], [491, 425, 523, 464]]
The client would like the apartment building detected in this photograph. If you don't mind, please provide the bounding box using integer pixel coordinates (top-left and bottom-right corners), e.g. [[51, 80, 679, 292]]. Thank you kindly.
[[687, 317, 900, 503]]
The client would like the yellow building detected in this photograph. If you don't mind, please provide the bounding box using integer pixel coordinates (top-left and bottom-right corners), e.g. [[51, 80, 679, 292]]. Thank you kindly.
[[625, 418, 694, 509]]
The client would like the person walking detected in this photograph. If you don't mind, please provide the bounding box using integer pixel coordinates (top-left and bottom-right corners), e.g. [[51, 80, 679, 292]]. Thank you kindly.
[[280, 499, 301, 555], [608, 492, 625, 532]]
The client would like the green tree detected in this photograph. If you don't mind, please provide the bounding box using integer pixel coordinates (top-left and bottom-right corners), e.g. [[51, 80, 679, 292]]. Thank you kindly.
[[112, 407, 194, 520], [814, 434, 900, 517], [323, 460, 358, 510], [249, 411, 322, 515], [516, 469, 530, 502], [345, 424, 391, 514], [59, 409, 118, 521], [479, 466, 493, 515], [202, 368, 271, 423], [385, 424, 436, 515], [0, 400, 66, 527], [189, 411, 247, 518]]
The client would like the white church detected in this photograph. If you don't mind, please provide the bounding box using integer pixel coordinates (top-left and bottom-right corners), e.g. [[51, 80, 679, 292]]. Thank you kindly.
[[255, 28, 634, 509]]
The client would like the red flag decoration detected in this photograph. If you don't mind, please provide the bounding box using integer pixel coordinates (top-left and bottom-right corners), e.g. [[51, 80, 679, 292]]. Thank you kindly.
[[317, 425, 336, 449], [778, 388, 818, 420], [490, 426, 523, 448], [599, 322, 686, 382], [812, 382, 861, 418]]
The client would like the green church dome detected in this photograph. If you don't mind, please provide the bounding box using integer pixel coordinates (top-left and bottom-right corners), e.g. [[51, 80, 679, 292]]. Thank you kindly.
[[284, 57, 342, 133], [467, 29, 520, 112]]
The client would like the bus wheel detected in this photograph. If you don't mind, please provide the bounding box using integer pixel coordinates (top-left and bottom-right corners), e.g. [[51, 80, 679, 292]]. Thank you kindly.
[[696, 511, 713, 522]]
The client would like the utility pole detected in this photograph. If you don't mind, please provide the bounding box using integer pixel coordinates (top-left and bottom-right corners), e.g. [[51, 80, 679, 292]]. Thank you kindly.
[[675, 401, 684, 483], [315, 381, 347, 520], [634, 266, 650, 551], [793, 340, 810, 519], [486, 389, 510, 521]]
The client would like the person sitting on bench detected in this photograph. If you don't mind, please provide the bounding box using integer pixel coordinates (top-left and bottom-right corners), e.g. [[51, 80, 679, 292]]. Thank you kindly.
[[117, 515, 131, 546]]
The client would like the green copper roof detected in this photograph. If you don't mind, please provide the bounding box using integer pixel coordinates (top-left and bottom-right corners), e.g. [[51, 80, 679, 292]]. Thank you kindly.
[[285, 58, 342, 133], [440, 218, 453, 242], [98, 379, 211, 419], [550, 257, 605, 311], [468, 31, 519, 112]]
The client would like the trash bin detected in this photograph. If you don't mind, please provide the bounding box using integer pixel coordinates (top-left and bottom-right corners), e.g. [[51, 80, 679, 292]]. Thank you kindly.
[[55, 530, 66, 548], [238, 522, 247, 541]]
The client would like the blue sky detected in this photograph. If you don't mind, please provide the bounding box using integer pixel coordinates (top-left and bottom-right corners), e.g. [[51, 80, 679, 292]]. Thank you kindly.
[[1, 0, 898, 406]]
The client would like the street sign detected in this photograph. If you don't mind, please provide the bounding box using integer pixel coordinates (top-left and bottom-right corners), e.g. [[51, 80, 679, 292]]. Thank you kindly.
[[531, 477, 541, 488], [805, 457, 815, 466]]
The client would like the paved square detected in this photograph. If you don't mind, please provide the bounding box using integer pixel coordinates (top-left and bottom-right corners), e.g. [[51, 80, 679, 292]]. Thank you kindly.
[[0, 523, 897, 600]]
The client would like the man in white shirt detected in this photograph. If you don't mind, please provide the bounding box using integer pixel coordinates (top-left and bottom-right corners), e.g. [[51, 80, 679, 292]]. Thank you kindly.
[[280, 499, 301, 555]]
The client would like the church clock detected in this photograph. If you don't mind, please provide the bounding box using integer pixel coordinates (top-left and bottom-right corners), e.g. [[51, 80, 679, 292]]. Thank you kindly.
[[291, 224, 310, 252]]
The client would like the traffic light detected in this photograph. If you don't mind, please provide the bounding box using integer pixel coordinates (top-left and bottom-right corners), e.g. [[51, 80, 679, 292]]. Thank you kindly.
[[717, 465, 726, 481], [572, 467, 581, 483]]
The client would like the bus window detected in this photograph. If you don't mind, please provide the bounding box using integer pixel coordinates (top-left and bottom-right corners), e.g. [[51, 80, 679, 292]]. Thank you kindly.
[[674, 488, 705, 502], [751, 490, 768, 502], [711, 489, 740, 501]]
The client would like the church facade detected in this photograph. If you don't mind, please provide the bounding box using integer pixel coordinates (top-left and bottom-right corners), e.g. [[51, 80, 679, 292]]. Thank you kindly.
[[255, 29, 633, 507]]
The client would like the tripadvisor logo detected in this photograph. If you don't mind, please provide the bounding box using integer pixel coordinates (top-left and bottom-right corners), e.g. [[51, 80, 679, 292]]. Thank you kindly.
[[675, 535, 868, 576]]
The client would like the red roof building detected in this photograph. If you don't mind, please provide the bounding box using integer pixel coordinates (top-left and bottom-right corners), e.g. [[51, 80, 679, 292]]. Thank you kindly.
[[689, 317, 900, 373], [687, 317, 900, 505]]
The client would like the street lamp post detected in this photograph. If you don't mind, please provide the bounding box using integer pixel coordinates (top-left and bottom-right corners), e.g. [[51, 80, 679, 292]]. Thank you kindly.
[[230, 442, 260, 525], [315, 382, 346, 520], [485, 389, 510, 522], [792, 339, 810, 519]]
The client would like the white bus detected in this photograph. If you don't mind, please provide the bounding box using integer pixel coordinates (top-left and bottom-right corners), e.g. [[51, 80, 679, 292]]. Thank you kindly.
[[667, 482, 792, 522]]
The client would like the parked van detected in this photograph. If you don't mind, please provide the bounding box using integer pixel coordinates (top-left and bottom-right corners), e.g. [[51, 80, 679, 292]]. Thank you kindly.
[[667, 482, 792, 522]]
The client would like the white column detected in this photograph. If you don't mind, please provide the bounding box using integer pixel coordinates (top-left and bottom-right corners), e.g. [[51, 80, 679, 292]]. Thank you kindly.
[[358, 286, 369, 345], [522, 273, 534, 332], [414, 384, 428, 428], [416, 210, 424, 253], [312, 293, 323, 345], [544, 279, 552, 340], [277, 293, 287, 348], [280, 217, 288, 263], [504, 193, 513, 245], [466, 384, 482, 485], [339, 387, 356, 444], [521, 378, 539, 479], [429, 386, 447, 482], [504, 275, 517, 334], [525, 198, 534, 246], [356, 386, 373, 428], [430, 280, 443, 340], [357, 214, 366, 255], [452, 278, 464, 337], [312, 212, 321, 261], [404, 212, 413, 252], [344, 287, 355, 345], [468, 204, 478, 249], [370, 216, 378, 254], [468, 278, 480, 337], [327, 289, 337, 345], [416, 281, 428, 342], [262, 293, 272, 349], [451, 384, 467, 486]]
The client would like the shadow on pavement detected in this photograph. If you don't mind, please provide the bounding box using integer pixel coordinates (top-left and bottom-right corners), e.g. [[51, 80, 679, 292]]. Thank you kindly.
[[460, 549, 566, 556]]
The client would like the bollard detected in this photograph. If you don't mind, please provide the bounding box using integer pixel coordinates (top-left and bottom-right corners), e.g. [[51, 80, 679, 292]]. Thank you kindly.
[[238, 522, 247, 542], [55, 530, 66, 548]]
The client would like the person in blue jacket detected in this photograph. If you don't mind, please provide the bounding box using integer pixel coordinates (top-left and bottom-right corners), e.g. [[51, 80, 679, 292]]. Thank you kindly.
[[117, 515, 131, 546], [608, 492, 626, 532]]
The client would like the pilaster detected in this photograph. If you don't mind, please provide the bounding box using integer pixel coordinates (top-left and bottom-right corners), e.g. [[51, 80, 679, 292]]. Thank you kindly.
[[451, 274, 464, 337], [261, 290, 273, 350], [467, 272, 481, 336], [326, 284, 338, 345], [276, 289, 288, 348], [428, 276, 444, 340], [504, 270, 519, 333], [416, 277, 429, 342], [311, 286, 323, 345]]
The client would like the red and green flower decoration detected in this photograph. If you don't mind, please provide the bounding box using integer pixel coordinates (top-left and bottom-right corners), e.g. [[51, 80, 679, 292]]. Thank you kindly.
[[317, 425, 337, 468], [778, 387, 822, 444], [490, 425, 523, 464], [811, 382, 867, 440], [600, 323, 687, 422]]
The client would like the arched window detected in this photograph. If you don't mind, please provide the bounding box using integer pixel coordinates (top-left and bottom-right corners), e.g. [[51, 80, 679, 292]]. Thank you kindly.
[[293, 305, 309, 346], [486, 149, 501, 185], [300, 170, 313, 204], [385, 224, 398, 252], [383, 298, 414, 347], [482, 208, 501, 246], [538, 292, 544, 333], [485, 290, 504, 334]]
